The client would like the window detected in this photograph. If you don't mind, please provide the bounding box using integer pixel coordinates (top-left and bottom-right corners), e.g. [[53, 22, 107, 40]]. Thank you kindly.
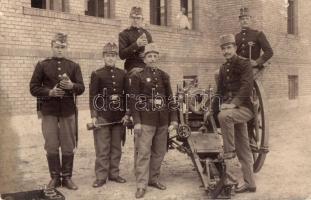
[[288, 75, 298, 100], [31, 0, 68, 12], [85, 0, 111, 18], [180, 0, 194, 29], [287, 0, 297, 34], [150, 0, 167, 26], [31, 0, 47, 9]]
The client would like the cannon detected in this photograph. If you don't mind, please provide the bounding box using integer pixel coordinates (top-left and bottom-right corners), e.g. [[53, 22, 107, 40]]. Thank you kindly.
[[167, 69, 269, 198]]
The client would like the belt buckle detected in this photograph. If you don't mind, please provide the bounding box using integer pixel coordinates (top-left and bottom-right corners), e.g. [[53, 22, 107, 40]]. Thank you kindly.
[[154, 98, 163, 106], [110, 94, 120, 104]]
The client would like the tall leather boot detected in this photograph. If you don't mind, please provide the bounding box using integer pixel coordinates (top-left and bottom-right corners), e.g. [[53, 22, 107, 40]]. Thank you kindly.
[[61, 154, 78, 190], [46, 154, 61, 188]]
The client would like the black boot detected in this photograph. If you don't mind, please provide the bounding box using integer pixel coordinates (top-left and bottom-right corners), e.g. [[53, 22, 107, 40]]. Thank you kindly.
[[61, 154, 78, 190], [46, 154, 61, 188]]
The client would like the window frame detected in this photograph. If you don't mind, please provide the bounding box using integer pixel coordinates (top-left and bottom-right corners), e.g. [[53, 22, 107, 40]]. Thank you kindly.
[[150, 0, 168, 26], [288, 75, 299, 100], [287, 0, 298, 35], [85, 0, 113, 18], [180, 0, 195, 30]]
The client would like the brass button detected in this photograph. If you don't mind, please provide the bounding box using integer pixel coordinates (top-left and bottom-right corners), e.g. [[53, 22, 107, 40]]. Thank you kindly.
[[242, 38, 245, 41], [227, 69, 230, 72], [113, 82, 116, 85], [110, 69, 114, 72], [226, 76, 230, 80], [112, 75, 115, 78], [58, 67, 61, 71], [113, 88, 116, 91], [57, 61, 61, 64], [243, 32, 246, 35], [58, 75, 61, 77], [155, 84, 158, 88]]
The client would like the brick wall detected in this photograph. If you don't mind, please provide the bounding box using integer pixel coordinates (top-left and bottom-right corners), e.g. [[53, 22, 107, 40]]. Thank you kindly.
[[0, 0, 311, 115]]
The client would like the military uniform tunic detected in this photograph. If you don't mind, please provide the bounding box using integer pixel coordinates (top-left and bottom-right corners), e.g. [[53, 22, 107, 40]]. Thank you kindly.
[[235, 28, 273, 66], [119, 27, 153, 72], [216, 56, 253, 112], [89, 65, 127, 122], [29, 57, 85, 155], [89, 65, 127, 181]]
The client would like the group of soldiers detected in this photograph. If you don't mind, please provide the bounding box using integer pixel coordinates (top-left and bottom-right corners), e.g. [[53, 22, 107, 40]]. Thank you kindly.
[[29, 6, 273, 199]]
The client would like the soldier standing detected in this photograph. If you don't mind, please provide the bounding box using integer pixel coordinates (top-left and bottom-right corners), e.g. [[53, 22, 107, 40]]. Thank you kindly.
[[236, 7, 273, 67], [215, 34, 256, 193], [30, 33, 85, 190], [119, 6, 153, 74], [89, 42, 128, 188], [129, 43, 178, 199]]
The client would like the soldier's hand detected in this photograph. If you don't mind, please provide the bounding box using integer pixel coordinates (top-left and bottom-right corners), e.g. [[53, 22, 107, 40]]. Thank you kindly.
[[221, 103, 236, 110], [136, 35, 148, 47], [168, 121, 178, 134], [92, 117, 99, 128], [59, 78, 74, 90], [250, 60, 258, 67], [49, 86, 65, 97], [134, 123, 142, 135]]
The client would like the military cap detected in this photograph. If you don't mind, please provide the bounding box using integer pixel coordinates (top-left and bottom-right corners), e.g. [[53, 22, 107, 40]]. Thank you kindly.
[[144, 43, 159, 56], [52, 32, 67, 46], [219, 34, 236, 47], [103, 42, 118, 55], [129, 6, 143, 18], [239, 7, 251, 18]]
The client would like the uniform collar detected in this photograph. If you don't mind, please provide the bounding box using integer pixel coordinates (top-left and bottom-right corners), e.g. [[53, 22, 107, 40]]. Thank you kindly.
[[241, 27, 251, 32], [146, 65, 158, 72], [130, 26, 141, 31], [104, 65, 116, 70], [225, 55, 238, 65], [52, 57, 65, 61]]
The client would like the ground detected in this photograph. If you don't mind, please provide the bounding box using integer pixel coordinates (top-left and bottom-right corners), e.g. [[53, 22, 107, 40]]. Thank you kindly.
[[1, 105, 311, 200]]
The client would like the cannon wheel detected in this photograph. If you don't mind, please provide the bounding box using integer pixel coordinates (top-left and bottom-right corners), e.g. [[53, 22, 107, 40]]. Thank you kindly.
[[249, 79, 269, 173]]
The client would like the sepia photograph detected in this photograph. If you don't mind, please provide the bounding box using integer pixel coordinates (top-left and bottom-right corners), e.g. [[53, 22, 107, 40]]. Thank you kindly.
[[0, 0, 311, 199]]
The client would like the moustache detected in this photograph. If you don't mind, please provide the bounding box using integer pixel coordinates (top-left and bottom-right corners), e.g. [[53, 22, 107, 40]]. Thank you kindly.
[[224, 53, 231, 57]]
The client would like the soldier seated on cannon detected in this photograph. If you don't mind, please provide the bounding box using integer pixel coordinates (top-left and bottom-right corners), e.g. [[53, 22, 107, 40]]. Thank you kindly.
[[129, 43, 178, 199], [214, 34, 256, 193]]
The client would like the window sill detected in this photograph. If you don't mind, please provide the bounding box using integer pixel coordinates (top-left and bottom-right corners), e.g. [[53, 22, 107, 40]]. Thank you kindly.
[[23, 7, 121, 27], [146, 24, 202, 36], [285, 33, 299, 40]]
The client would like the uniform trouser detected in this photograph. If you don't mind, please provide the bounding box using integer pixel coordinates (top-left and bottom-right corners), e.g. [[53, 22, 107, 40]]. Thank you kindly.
[[93, 118, 124, 180], [134, 124, 168, 189], [42, 114, 76, 155], [217, 107, 256, 188]]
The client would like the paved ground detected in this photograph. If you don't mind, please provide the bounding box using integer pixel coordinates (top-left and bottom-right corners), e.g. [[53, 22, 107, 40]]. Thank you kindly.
[[1, 105, 311, 200]]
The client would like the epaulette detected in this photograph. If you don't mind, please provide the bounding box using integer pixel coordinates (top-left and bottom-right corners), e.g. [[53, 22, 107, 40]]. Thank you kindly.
[[39, 57, 53, 63]]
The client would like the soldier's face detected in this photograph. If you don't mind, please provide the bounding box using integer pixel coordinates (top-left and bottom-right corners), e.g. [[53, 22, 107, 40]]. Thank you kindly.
[[221, 44, 237, 60], [52, 42, 67, 58], [130, 16, 143, 27], [239, 16, 251, 28], [103, 53, 117, 66], [144, 52, 159, 67]]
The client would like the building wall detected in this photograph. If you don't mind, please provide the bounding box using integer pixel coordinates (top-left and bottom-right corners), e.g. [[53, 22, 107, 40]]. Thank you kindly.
[[0, 0, 310, 115]]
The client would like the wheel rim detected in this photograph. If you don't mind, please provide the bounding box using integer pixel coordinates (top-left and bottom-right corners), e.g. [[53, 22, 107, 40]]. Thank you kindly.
[[249, 80, 269, 173]]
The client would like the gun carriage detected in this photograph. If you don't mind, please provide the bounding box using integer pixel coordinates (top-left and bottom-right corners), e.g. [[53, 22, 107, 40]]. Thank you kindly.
[[167, 68, 269, 198]]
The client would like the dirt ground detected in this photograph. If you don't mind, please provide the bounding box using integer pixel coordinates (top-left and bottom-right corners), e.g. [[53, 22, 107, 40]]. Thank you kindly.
[[1, 105, 311, 200]]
